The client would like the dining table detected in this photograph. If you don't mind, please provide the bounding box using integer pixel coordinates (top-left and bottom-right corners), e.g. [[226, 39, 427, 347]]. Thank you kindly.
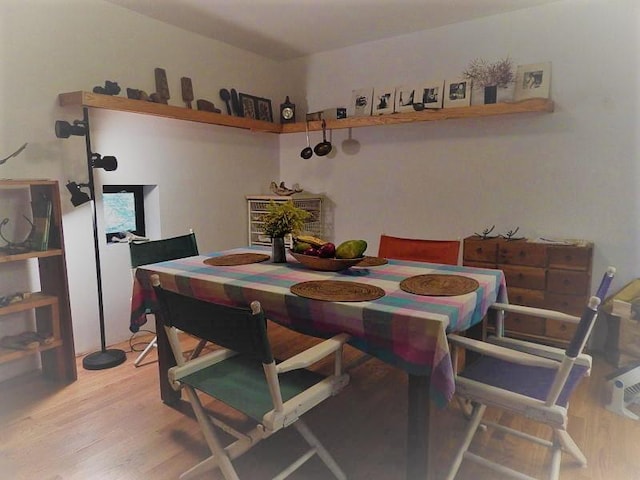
[[130, 246, 507, 479]]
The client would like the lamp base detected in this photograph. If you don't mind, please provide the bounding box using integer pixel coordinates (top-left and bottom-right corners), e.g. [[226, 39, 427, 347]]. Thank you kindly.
[[82, 348, 127, 370]]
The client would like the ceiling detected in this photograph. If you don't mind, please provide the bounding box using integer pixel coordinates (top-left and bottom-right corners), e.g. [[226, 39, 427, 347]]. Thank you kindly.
[[105, 0, 561, 61]]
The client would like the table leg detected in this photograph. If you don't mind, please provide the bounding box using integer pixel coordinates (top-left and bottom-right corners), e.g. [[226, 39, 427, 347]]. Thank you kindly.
[[407, 373, 430, 479], [155, 314, 180, 405]]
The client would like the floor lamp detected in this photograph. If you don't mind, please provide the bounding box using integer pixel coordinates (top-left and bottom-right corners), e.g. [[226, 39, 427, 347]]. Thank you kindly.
[[55, 108, 126, 370]]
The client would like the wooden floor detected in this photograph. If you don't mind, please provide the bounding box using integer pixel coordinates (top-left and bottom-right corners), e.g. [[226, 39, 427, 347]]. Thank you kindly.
[[1, 324, 639, 480]]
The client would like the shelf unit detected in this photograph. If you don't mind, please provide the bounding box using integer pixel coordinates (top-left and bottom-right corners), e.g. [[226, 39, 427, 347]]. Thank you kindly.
[[247, 195, 323, 247], [463, 236, 593, 347], [59, 91, 554, 134], [0, 180, 77, 382]]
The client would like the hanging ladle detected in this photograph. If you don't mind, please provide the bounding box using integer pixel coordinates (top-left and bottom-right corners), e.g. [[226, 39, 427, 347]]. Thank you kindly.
[[314, 119, 332, 157], [300, 120, 313, 159]]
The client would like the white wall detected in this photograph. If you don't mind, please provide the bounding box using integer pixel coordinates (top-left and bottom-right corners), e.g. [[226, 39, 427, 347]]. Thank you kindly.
[[279, 0, 639, 310], [0, 0, 283, 372]]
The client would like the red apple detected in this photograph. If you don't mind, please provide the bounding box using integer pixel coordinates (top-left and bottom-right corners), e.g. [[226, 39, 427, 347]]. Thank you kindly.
[[318, 242, 336, 258]]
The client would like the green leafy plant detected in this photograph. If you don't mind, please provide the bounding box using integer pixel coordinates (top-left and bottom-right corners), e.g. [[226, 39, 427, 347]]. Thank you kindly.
[[462, 57, 515, 88], [262, 200, 310, 238]]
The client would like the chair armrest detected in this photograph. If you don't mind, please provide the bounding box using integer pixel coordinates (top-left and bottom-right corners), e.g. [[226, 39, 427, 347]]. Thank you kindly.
[[486, 335, 592, 368], [448, 334, 560, 369], [168, 347, 237, 387], [490, 303, 580, 324], [276, 333, 351, 374]]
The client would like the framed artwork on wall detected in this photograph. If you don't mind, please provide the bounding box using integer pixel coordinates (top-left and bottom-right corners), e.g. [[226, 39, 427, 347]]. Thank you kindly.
[[239, 93, 273, 122], [372, 86, 395, 115], [394, 85, 417, 113], [443, 79, 471, 108], [514, 62, 551, 101], [417, 80, 444, 109], [349, 87, 373, 117]]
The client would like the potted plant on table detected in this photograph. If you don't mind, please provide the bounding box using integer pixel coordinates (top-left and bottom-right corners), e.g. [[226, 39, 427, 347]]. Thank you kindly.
[[462, 57, 515, 104], [262, 200, 310, 263]]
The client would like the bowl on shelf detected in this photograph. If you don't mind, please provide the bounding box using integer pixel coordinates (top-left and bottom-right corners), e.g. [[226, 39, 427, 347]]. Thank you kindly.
[[289, 251, 364, 271]]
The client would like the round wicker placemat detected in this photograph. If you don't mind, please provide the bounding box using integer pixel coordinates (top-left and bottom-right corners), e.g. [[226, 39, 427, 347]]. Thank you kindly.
[[290, 280, 385, 302], [400, 274, 479, 296], [204, 253, 270, 266], [355, 256, 388, 267]]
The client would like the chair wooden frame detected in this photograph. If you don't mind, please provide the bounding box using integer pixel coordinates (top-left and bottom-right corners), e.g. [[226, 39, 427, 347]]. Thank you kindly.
[[151, 274, 350, 480], [129, 231, 206, 366], [446, 267, 615, 480]]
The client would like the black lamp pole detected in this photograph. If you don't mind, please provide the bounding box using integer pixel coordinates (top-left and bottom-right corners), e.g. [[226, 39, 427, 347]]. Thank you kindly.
[[78, 107, 126, 370]]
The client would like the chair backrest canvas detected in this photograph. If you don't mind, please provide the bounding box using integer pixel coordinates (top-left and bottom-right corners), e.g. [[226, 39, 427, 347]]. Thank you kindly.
[[378, 234, 460, 265], [129, 232, 199, 268], [152, 281, 273, 364]]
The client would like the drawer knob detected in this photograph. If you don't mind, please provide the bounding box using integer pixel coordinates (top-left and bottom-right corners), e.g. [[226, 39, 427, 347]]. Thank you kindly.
[[476, 247, 483, 254], [517, 273, 524, 279], [519, 250, 526, 257], [565, 255, 573, 261], [563, 279, 570, 285]]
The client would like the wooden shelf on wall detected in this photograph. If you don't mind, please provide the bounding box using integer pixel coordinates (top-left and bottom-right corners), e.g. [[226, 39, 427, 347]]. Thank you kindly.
[[59, 91, 554, 134]]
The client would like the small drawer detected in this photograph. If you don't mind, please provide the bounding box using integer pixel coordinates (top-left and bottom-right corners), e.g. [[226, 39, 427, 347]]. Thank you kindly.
[[463, 237, 499, 263], [545, 319, 577, 341], [504, 312, 546, 336], [498, 241, 547, 267], [548, 246, 592, 271], [507, 287, 545, 307], [545, 293, 585, 316], [547, 270, 590, 296], [502, 265, 546, 290]]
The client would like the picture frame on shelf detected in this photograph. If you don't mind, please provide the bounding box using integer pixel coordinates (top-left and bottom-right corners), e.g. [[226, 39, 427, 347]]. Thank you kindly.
[[239, 93, 273, 122], [443, 79, 471, 108], [394, 85, 417, 113], [514, 62, 551, 101], [372, 86, 395, 115], [417, 80, 444, 109], [349, 87, 373, 117]]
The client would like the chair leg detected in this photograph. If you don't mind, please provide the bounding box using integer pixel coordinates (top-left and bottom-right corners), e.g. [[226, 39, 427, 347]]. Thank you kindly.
[[291, 419, 346, 480], [445, 403, 487, 480], [555, 429, 587, 466], [183, 387, 240, 480], [133, 335, 157, 367]]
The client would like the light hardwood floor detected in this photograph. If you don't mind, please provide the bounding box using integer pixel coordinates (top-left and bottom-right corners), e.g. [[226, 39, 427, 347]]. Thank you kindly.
[[1, 324, 639, 480]]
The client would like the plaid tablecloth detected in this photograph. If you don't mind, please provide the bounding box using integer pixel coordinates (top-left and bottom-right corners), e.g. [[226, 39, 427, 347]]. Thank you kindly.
[[131, 247, 507, 406]]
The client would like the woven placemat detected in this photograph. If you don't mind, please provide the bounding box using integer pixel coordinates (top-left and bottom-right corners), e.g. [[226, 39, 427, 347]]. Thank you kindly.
[[204, 253, 270, 266], [290, 280, 385, 302], [400, 274, 479, 296], [355, 256, 388, 267]]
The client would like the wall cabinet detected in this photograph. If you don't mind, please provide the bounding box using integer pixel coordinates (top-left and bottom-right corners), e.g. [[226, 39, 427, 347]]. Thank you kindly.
[[247, 195, 324, 247], [463, 236, 593, 346], [0, 180, 76, 382]]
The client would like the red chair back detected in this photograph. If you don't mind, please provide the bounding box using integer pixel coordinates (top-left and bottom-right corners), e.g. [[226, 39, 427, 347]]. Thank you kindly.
[[378, 234, 460, 265]]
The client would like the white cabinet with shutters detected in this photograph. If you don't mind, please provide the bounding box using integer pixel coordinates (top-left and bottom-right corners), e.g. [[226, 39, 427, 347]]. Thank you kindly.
[[246, 195, 324, 247]]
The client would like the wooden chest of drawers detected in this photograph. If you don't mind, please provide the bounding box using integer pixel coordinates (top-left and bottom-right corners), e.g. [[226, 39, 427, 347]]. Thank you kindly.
[[463, 236, 593, 346]]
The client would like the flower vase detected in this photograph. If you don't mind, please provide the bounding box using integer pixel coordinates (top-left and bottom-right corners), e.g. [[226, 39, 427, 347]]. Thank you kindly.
[[271, 236, 286, 263], [484, 85, 498, 104]]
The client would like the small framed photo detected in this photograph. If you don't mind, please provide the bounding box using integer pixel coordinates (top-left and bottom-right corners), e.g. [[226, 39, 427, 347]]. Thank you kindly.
[[443, 79, 471, 108], [349, 87, 373, 117], [416, 81, 444, 109], [239, 93, 273, 122], [372, 86, 395, 115], [514, 62, 551, 101], [394, 85, 417, 113]]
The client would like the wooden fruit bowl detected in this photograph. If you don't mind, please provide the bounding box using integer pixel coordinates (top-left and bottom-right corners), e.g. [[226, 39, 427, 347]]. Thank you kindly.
[[289, 251, 364, 271]]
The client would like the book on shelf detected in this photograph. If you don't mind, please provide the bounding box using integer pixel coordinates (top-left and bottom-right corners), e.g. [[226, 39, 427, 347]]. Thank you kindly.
[[30, 193, 52, 251]]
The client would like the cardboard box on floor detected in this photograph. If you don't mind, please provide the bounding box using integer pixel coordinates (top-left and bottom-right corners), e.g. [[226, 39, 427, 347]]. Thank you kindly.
[[602, 279, 640, 367]]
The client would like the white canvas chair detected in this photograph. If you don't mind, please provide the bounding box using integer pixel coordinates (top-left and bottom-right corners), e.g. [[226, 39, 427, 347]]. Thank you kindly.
[[129, 231, 206, 366], [151, 274, 350, 480], [445, 266, 615, 480]]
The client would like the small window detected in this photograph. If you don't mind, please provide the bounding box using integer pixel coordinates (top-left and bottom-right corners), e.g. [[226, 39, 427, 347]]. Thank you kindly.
[[102, 185, 146, 242]]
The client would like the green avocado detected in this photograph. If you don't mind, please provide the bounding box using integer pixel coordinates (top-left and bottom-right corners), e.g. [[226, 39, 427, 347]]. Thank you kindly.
[[335, 240, 367, 259]]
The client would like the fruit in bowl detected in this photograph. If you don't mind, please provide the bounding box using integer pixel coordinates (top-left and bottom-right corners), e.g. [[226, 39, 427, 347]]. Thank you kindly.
[[291, 236, 368, 271]]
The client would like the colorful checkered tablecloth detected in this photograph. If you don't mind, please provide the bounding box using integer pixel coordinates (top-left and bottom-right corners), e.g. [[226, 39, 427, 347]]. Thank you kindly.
[[131, 247, 507, 406]]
